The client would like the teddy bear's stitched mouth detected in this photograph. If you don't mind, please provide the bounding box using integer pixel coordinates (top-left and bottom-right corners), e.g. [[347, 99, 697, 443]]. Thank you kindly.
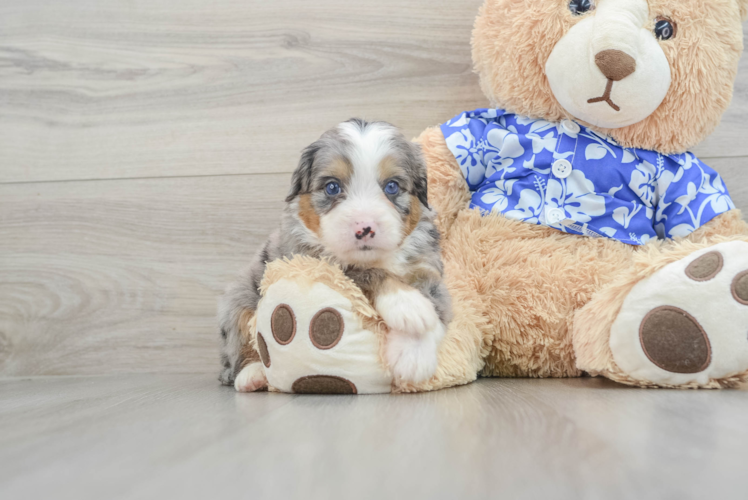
[[587, 79, 620, 111]]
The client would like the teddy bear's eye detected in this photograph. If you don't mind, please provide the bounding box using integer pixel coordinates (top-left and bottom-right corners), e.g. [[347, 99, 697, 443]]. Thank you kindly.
[[654, 17, 677, 40], [569, 0, 595, 16]]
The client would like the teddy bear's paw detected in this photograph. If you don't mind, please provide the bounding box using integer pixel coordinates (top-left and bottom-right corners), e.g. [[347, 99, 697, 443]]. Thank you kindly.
[[234, 362, 268, 393], [610, 241, 748, 386], [254, 278, 393, 394], [385, 322, 445, 383], [376, 288, 439, 337]]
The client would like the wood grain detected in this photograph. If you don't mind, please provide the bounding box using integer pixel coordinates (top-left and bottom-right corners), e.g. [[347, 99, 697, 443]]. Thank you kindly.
[[0, 0, 486, 184], [1, 3, 744, 184], [0, 173, 289, 376], [1, 375, 747, 500]]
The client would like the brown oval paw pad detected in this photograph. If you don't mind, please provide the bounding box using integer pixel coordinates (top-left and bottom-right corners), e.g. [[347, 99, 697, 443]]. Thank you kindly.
[[732, 271, 748, 305], [271, 304, 296, 345], [639, 306, 711, 374], [685, 251, 723, 282], [309, 308, 344, 349], [257, 333, 271, 368], [291, 375, 357, 394]]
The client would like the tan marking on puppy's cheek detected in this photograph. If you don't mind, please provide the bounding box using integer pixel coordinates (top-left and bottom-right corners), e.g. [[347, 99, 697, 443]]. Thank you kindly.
[[404, 196, 422, 237], [298, 194, 321, 235]]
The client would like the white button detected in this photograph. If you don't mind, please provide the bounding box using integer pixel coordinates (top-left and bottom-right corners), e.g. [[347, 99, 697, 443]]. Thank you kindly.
[[561, 119, 580, 135], [552, 159, 573, 179], [546, 208, 566, 225]]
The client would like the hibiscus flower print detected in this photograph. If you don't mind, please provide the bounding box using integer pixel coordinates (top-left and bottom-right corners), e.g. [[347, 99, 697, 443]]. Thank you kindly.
[[629, 161, 657, 207], [505, 189, 544, 223], [479, 179, 518, 213], [440, 107, 736, 246], [444, 130, 485, 189], [483, 127, 525, 177], [545, 170, 606, 224]]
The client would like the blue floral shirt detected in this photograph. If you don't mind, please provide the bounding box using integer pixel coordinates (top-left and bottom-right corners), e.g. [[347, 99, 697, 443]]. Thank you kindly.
[[440, 108, 735, 245]]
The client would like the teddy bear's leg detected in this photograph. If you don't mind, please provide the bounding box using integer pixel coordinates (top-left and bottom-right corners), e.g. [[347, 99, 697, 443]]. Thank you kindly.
[[574, 211, 748, 388]]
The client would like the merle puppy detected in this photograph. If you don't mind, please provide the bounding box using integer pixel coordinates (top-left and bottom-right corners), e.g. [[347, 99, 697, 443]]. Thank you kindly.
[[219, 119, 452, 392]]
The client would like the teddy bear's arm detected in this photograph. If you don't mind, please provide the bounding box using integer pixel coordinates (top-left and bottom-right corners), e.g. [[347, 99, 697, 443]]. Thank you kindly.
[[416, 127, 471, 237]]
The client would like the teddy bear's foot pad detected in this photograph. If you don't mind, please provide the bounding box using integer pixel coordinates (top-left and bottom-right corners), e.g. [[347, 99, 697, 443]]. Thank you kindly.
[[639, 306, 710, 374], [610, 241, 748, 386], [291, 375, 357, 394]]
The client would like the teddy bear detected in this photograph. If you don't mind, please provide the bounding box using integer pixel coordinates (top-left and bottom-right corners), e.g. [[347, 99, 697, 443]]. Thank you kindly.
[[245, 0, 748, 393]]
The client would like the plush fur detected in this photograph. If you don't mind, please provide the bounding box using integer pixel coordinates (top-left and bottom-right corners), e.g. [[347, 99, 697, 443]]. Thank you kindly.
[[219, 119, 451, 390], [415, 123, 748, 389], [472, 0, 747, 153], [407, 0, 748, 391]]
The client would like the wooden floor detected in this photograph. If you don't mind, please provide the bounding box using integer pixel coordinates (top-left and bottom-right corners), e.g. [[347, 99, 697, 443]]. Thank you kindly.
[[2, 2, 748, 498], [1, 375, 747, 500]]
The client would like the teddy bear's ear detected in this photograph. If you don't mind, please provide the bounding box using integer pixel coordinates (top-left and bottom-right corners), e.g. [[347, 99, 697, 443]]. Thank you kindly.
[[739, 0, 748, 21]]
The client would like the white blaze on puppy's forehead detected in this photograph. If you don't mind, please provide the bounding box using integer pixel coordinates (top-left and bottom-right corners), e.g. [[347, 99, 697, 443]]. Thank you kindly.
[[315, 121, 407, 266], [337, 121, 400, 196]]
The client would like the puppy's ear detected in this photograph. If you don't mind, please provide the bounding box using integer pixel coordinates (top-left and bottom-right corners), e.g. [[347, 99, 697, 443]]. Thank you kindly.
[[286, 142, 320, 202], [407, 142, 430, 209]]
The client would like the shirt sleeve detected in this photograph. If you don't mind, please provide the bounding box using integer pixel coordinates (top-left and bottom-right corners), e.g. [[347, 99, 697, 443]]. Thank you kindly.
[[440, 108, 514, 192], [654, 154, 735, 239]]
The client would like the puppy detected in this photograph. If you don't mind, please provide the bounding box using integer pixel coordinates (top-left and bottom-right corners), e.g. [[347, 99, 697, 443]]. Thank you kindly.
[[218, 119, 452, 392]]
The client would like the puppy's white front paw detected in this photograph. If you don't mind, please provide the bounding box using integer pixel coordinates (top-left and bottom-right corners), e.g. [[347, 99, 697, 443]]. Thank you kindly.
[[377, 288, 439, 336], [385, 323, 444, 383], [234, 362, 268, 393]]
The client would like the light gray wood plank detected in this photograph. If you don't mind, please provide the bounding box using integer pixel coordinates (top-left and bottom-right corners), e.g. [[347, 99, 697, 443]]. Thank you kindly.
[[1, 3, 746, 185], [705, 156, 748, 210], [694, 23, 748, 158], [0, 173, 290, 376], [0, 375, 747, 500], [0, 3, 745, 185], [0, 0, 486, 184], [1, 156, 747, 377]]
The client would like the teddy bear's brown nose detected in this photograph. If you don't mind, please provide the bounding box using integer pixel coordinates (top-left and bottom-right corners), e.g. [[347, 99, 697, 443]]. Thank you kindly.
[[595, 49, 636, 81]]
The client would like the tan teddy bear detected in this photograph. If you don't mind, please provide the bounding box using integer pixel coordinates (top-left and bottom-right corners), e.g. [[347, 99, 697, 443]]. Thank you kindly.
[[248, 0, 748, 393]]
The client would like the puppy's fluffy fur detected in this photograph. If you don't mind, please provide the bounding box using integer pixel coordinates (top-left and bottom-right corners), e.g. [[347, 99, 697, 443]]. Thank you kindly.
[[218, 119, 452, 391]]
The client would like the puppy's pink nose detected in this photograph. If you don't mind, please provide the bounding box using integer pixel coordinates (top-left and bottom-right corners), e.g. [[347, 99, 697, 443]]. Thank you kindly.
[[354, 222, 377, 241]]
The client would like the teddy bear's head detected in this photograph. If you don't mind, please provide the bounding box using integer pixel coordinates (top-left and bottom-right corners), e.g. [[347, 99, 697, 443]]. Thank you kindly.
[[472, 0, 747, 153]]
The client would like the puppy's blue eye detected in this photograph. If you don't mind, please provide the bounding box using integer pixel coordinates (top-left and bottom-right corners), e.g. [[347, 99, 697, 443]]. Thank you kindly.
[[384, 181, 400, 196], [325, 182, 341, 196]]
